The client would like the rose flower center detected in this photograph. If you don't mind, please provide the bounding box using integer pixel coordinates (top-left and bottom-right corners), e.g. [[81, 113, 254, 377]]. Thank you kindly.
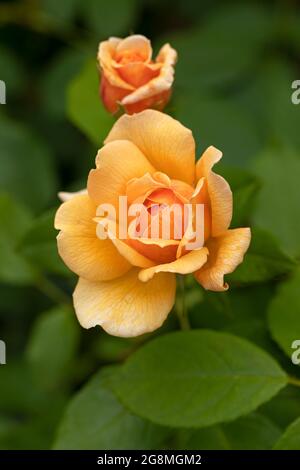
[[142, 188, 186, 241], [115, 50, 146, 65], [127, 187, 189, 265]]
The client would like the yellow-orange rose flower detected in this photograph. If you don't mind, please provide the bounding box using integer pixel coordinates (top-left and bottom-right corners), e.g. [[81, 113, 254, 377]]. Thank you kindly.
[[98, 35, 177, 114], [55, 110, 251, 338]]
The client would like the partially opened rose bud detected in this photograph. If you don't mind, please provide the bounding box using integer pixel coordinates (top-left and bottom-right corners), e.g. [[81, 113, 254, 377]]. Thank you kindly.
[[98, 35, 177, 115]]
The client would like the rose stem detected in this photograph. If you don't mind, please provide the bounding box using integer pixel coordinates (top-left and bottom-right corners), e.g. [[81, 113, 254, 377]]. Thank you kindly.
[[35, 275, 71, 306], [287, 376, 300, 388], [176, 275, 190, 330]]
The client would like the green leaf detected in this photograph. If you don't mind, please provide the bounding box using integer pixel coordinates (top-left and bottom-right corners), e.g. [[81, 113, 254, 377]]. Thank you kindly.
[[26, 306, 80, 390], [228, 228, 296, 285], [41, 48, 88, 119], [0, 46, 26, 98], [0, 380, 67, 449], [175, 93, 262, 167], [190, 284, 276, 353], [169, 4, 274, 91], [218, 166, 260, 227], [80, 0, 138, 37], [261, 61, 300, 152], [67, 60, 114, 146], [260, 386, 300, 429], [0, 409, 66, 450], [20, 208, 71, 277], [0, 193, 36, 285], [53, 367, 169, 450], [0, 117, 57, 212], [0, 193, 32, 240], [234, 60, 300, 153], [0, 418, 48, 450], [0, 239, 35, 285], [0, 362, 50, 415], [268, 268, 300, 357], [285, 13, 300, 54], [252, 147, 300, 257], [0, 416, 20, 450], [232, 181, 259, 227], [110, 330, 287, 428], [178, 413, 281, 450], [40, 0, 80, 30], [274, 416, 300, 450], [264, 62, 300, 151], [92, 334, 136, 363]]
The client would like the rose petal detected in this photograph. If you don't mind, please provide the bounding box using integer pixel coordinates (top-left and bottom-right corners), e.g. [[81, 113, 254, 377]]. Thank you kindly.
[[58, 188, 87, 202], [105, 110, 195, 184], [196, 146, 232, 236], [73, 269, 176, 337], [126, 172, 168, 204], [195, 228, 251, 291], [121, 43, 177, 105], [116, 62, 160, 88], [129, 239, 178, 264], [115, 35, 152, 63], [139, 247, 209, 282], [122, 89, 172, 114], [95, 218, 155, 268], [88, 139, 155, 209], [100, 75, 131, 114], [98, 37, 134, 90], [55, 194, 131, 281]]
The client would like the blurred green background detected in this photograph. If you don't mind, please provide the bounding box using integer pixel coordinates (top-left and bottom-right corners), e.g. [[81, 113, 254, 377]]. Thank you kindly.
[[0, 0, 300, 450]]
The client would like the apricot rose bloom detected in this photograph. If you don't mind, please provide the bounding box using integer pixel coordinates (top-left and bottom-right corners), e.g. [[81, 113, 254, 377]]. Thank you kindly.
[[55, 110, 251, 338], [98, 35, 177, 114]]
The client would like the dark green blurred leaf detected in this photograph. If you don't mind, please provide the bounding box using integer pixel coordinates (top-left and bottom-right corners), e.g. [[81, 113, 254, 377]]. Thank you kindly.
[[111, 330, 287, 428], [169, 4, 274, 91], [228, 228, 296, 285], [252, 147, 300, 257], [256, 61, 300, 151], [261, 386, 300, 429], [0, 193, 32, 240], [0, 371, 67, 449], [0, 417, 21, 450], [220, 166, 259, 190], [41, 0, 80, 29], [191, 284, 277, 355], [219, 166, 260, 226], [0, 413, 64, 450], [0, 117, 57, 212], [67, 60, 114, 145], [192, 284, 269, 328], [20, 208, 71, 277], [0, 238, 35, 285], [268, 268, 300, 357], [175, 93, 262, 167], [0, 46, 26, 98], [26, 305, 80, 390], [0, 193, 36, 285], [0, 362, 48, 414], [267, 61, 300, 151], [177, 413, 281, 450], [53, 367, 169, 450], [232, 181, 259, 227], [285, 13, 300, 53], [92, 334, 135, 363], [81, 0, 138, 37], [41, 48, 88, 119], [274, 416, 300, 450]]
